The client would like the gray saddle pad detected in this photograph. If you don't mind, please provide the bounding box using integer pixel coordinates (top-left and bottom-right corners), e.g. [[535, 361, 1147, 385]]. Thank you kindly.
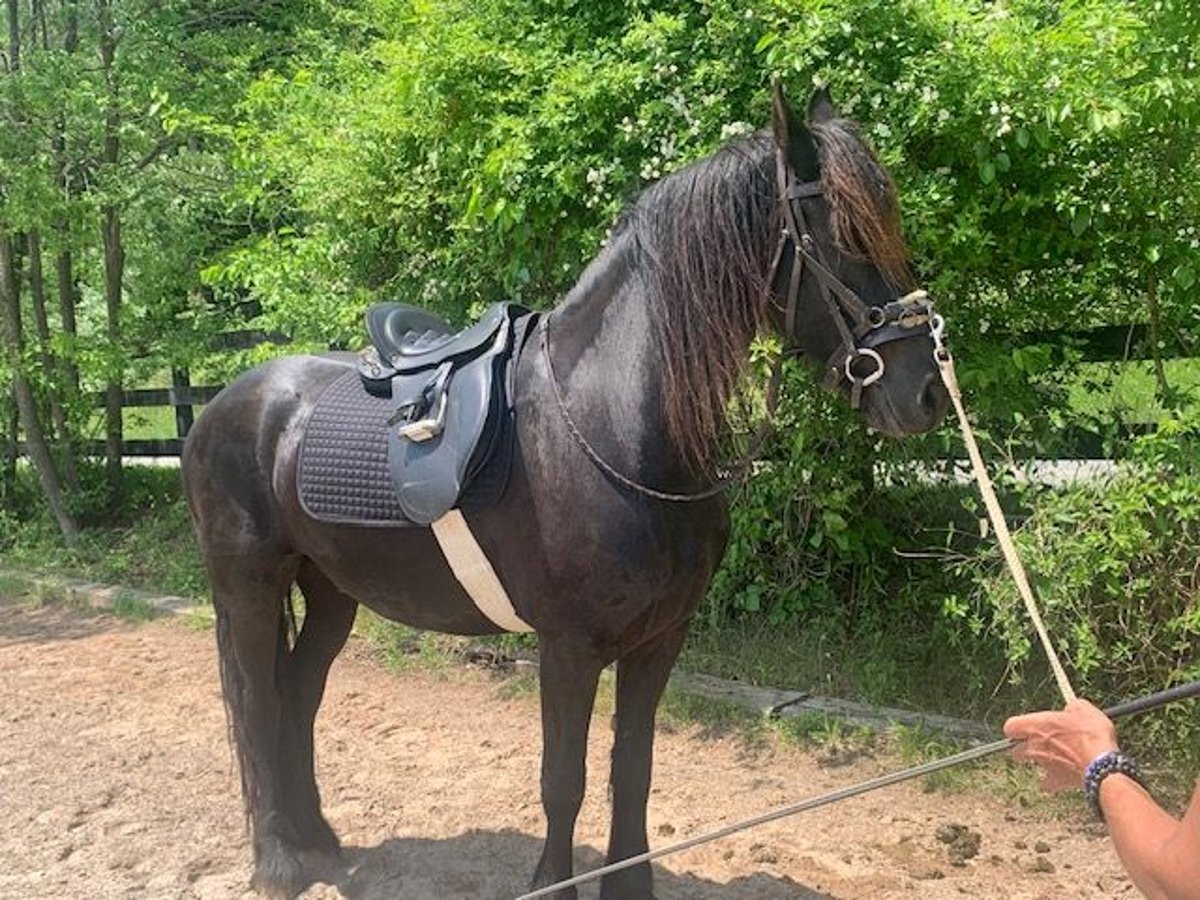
[[298, 371, 411, 526]]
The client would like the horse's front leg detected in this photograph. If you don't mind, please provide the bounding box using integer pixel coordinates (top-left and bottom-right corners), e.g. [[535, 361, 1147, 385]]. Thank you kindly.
[[530, 634, 604, 899], [601, 623, 689, 900]]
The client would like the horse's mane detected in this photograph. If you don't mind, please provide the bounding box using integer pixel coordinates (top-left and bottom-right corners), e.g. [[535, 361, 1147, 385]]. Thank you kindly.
[[812, 118, 911, 287], [623, 119, 909, 475]]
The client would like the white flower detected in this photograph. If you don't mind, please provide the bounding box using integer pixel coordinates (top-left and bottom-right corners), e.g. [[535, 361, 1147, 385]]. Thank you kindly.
[[937, 108, 951, 124], [720, 121, 753, 140]]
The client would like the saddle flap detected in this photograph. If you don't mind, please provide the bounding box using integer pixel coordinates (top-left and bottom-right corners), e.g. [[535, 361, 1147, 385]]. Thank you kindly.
[[387, 355, 494, 524], [386, 306, 533, 525]]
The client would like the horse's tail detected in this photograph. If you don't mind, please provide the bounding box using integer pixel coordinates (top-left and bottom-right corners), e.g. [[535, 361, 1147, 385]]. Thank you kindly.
[[212, 583, 291, 832], [214, 599, 253, 829]]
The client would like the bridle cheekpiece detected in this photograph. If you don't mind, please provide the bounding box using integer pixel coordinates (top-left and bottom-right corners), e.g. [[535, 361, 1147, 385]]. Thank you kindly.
[[768, 146, 941, 408]]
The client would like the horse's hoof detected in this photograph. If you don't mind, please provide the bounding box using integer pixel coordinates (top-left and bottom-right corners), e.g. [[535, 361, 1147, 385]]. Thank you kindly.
[[298, 845, 348, 886], [251, 836, 309, 899], [600, 867, 655, 900], [530, 865, 579, 900]]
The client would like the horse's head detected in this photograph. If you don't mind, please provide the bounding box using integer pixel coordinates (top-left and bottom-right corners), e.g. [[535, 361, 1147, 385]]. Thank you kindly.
[[767, 81, 948, 436]]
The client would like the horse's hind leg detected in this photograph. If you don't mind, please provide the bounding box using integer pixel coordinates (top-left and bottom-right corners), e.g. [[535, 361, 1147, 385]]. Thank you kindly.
[[212, 553, 352, 899], [280, 561, 357, 855], [601, 623, 690, 900]]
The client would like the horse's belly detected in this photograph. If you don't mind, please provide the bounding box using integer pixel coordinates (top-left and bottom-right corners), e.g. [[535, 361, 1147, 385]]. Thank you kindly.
[[296, 523, 509, 636]]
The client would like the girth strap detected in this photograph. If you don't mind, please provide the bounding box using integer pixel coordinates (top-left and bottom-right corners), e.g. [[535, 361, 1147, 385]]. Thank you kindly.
[[432, 510, 533, 633]]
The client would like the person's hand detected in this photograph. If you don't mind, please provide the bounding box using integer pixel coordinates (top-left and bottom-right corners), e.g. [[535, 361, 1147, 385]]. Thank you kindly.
[[1003, 699, 1120, 791]]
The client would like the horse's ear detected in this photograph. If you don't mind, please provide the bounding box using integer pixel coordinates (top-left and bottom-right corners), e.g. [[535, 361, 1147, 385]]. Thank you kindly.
[[771, 77, 820, 181], [808, 86, 838, 124]]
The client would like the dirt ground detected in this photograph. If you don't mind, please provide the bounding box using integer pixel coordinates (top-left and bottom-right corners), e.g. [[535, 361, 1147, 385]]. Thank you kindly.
[[0, 598, 1136, 899]]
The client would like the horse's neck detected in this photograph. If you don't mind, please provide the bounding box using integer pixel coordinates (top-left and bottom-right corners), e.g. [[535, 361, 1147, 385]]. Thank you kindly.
[[546, 235, 704, 490]]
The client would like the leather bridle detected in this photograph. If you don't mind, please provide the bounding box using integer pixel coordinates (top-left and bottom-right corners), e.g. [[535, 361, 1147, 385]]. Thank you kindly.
[[768, 147, 938, 409]]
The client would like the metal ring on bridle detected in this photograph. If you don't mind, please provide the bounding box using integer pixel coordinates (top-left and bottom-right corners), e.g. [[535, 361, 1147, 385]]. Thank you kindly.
[[845, 347, 884, 386]]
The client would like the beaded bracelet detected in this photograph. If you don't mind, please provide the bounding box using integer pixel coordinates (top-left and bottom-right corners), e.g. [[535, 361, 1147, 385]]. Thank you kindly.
[[1083, 750, 1146, 822]]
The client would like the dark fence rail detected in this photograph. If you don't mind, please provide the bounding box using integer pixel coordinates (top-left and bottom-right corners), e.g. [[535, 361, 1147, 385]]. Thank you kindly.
[[10, 325, 1195, 460], [1008, 323, 1193, 363]]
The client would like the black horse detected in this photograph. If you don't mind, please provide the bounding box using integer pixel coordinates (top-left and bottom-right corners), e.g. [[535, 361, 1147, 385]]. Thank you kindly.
[[182, 84, 948, 899]]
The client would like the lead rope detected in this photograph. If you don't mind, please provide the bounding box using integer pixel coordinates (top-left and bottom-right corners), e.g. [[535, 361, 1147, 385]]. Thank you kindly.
[[928, 316, 1077, 703]]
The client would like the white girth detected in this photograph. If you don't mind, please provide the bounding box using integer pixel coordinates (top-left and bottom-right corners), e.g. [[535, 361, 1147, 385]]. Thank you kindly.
[[431, 510, 534, 633]]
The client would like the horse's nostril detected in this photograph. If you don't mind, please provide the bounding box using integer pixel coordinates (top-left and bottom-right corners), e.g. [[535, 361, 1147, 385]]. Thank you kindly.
[[919, 372, 948, 416]]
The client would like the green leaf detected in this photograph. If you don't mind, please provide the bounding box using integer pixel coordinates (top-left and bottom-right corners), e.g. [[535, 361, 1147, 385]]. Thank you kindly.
[[739, 585, 761, 612], [754, 32, 780, 54], [979, 161, 996, 184], [1173, 265, 1196, 289], [822, 511, 848, 533]]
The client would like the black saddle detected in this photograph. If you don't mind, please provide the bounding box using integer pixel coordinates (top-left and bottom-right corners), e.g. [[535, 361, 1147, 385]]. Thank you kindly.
[[355, 301, 536, 525]]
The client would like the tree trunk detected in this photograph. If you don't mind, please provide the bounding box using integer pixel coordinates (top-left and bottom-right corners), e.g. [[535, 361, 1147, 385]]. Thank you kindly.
[[1, 387, 16, 503], [6, 0, 19, 71], [53, 0, 80, 403], [54, 240, 80, 394], [99, 0, 123, 502], [102, 209, 124, 496], [28, 228, 78, 488], [0, 232, 79, 540]]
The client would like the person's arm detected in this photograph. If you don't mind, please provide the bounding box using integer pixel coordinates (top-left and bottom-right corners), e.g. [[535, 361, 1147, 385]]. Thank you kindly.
[[1003, 699, 1200, 900], [1100, 776, 1200, 900]]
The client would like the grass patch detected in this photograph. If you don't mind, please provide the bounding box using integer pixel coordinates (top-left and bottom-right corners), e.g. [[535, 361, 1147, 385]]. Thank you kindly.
[[0, 571, 33, 598], [109, 590, 157, 622], [180, 607, 216, 631], [0, 464, 208, 601], [30, 578, 69, 607], [679, 612, 1014, 725], [496, 670, 540, 701], [659, 686, 762, 740], [353, 608, 458, 672]]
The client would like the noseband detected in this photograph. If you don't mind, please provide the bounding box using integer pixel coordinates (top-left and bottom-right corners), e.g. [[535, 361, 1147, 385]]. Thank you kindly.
[[768, 148, 938, 408]]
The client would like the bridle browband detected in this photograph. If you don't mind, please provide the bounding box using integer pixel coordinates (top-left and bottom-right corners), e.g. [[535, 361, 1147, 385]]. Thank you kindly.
[[768, 145, 938, 408]]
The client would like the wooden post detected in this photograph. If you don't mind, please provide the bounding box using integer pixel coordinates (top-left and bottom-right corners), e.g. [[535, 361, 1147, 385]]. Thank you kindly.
[[172, 369, 194, 438]]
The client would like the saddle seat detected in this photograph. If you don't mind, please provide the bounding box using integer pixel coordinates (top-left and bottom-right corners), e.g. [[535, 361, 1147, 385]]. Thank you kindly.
[[352, 301, 536, 526], [365, 302, 510, 374]]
